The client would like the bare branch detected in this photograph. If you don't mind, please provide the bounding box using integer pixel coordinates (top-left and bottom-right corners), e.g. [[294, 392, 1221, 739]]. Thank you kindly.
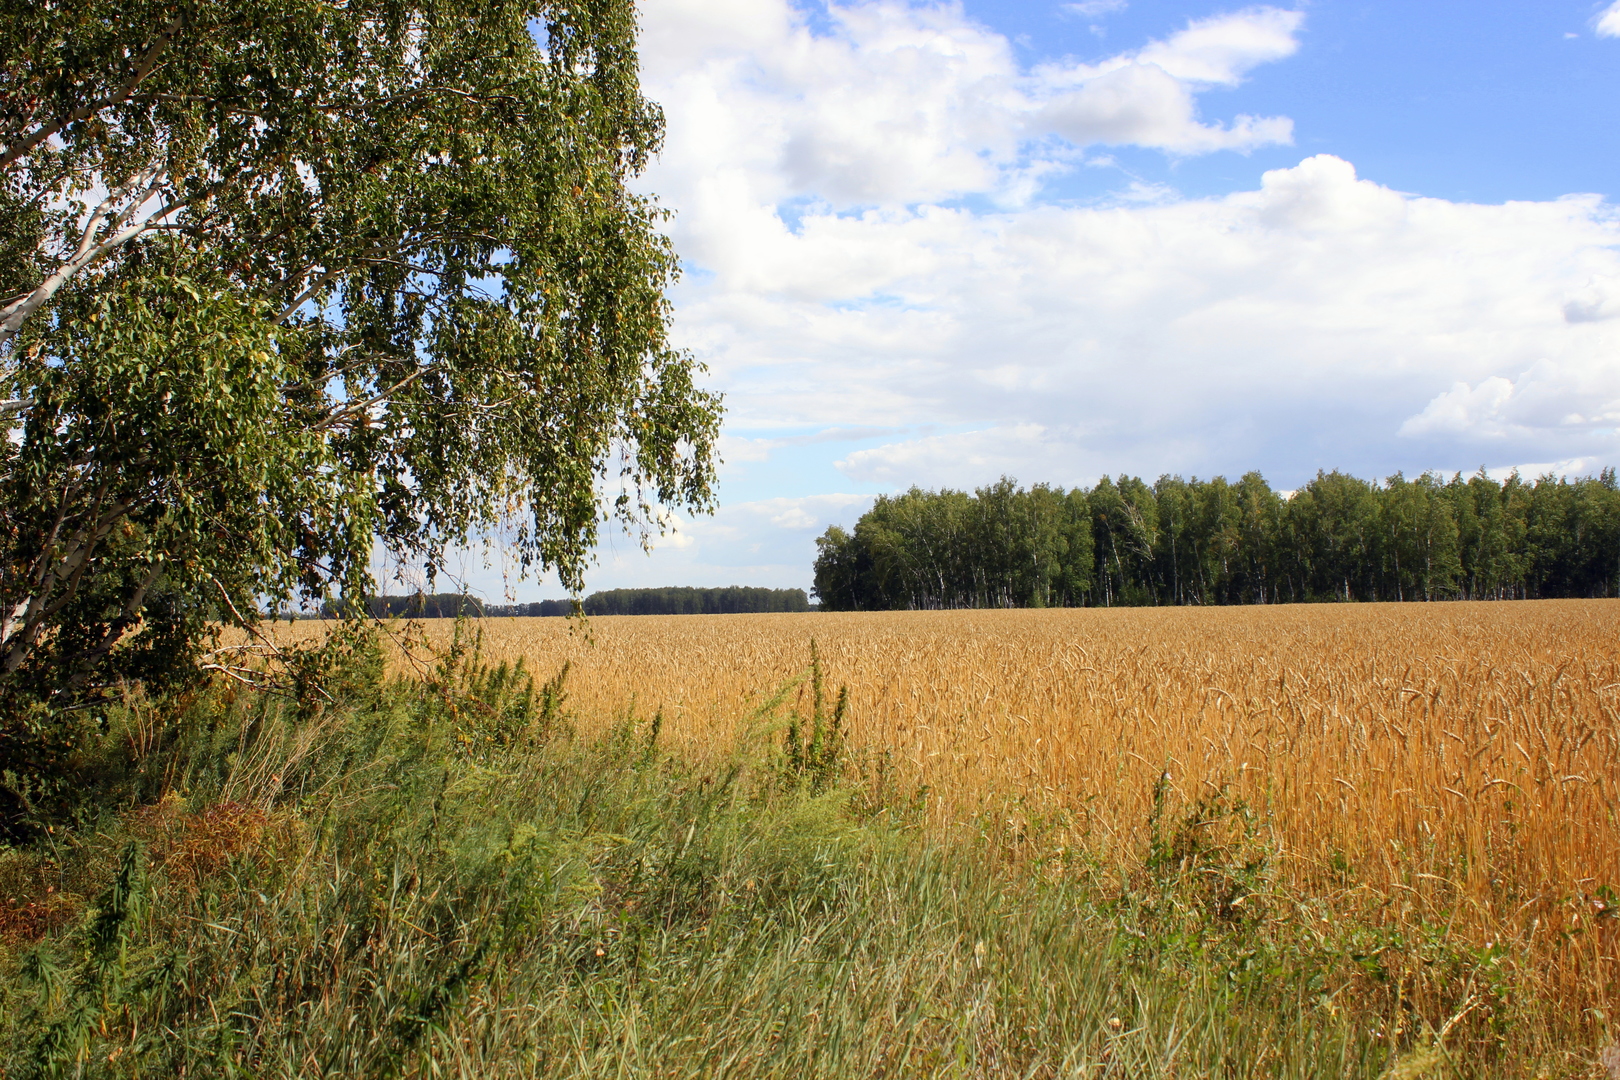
[[314, 366, 432, 430], [200, 662, 291, 695], [274, 265, 345, 325], [210, 574, 334, 703]]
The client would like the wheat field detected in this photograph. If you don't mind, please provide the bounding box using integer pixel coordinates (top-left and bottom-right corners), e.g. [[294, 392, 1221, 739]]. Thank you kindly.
[[283, 599, 1620, 1024]]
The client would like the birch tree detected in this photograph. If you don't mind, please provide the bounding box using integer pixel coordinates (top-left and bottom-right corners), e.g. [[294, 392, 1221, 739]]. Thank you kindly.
[[0, 0, 721, 709]]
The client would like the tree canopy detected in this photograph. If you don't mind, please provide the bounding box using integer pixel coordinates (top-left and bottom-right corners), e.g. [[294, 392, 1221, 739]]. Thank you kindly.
[[0, 0, 721, 708], [814, 470, 1620, 610]]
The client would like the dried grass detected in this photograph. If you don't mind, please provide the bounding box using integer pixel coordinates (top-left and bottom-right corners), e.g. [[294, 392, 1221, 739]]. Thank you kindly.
[[274, 599, 1620, 1027]]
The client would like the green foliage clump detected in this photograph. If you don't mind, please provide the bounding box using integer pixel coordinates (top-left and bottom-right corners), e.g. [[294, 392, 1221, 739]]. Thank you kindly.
[[781, 642, 848, 794]]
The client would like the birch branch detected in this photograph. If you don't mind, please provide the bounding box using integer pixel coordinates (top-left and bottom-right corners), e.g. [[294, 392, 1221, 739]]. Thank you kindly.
[[0, 167, 185, 354], [0, 15, 186, 172]]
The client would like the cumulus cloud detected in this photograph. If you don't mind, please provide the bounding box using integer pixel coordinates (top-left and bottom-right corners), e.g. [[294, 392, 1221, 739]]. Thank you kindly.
[[1398, 378, 1518, 439], [1597, 1, 1620, 37], [639, 0, 1301, 218], [641, 0, 1022, 211], [1563, 279, 1620, 323], [1399, 361, 1620, 441], [1037, 63, 1293, 154], [1034, 6, 1302, 153], [654, 141, 1620, 484]]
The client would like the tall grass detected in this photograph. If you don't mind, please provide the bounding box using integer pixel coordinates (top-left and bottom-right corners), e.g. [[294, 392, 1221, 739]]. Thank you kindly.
[[1, 628, 1396, 1079], [270, 601, 1620, 1064], [5, 607, 1614, 1076]]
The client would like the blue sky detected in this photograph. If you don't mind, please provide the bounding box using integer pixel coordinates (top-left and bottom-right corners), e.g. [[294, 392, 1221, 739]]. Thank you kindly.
[[427, 0, 1620, 603], [974, 0, 1620, 204]]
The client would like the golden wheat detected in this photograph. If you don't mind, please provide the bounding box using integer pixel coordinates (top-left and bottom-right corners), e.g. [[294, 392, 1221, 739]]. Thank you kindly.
[[278, 599, 1620, 1021]]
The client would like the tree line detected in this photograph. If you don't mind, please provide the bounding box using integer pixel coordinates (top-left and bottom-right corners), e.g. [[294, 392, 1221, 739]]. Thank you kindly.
[[580, 586, 810, 615], [813, 470, 1620, 610], [327, 586, 809, 619]]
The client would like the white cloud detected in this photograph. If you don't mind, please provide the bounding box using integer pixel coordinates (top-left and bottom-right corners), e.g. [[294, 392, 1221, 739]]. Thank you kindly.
[[1132, 6, 1304, 86], [655, 527, 698, 550], [1487, 457, 1606, 482], [836, 424, 1062, 485], [1066, 0, 1129, 17], [1249, 151, 1407, 230], [639, 0, 1300, 219], [656, 140, 1620, 483], [716, 433, 775, 464], [595, 494, 877, 588], [641, 0, 1024, 211], [1597, 1, 1620, 37], [1399, 361, 1620, 441], [1398, 377, 1518, 439], [1037, 63, 1293, 154], [1032, 7, 1302, 153], [1563, 279, 1620, 323]]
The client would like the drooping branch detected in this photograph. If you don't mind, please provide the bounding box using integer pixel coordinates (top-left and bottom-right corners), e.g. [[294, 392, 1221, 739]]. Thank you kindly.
[[1, 494, 136, 675], [62, 557, 167, 692]]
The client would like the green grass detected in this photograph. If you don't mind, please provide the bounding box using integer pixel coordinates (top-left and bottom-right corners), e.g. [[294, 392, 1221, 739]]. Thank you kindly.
[[0, 629, 1572, 1077]]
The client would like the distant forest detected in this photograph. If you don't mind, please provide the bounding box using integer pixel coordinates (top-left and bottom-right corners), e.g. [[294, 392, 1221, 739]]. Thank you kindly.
[[813, 469, 1620, 610], [327, 586, 810, 619], [581, 586, 810, 615]]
